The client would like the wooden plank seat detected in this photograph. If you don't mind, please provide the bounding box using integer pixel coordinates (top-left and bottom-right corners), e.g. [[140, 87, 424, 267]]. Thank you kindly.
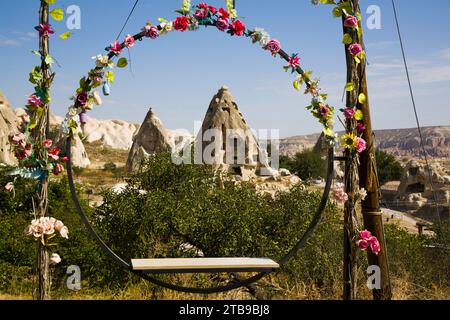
[[131, 257, 280, 274]]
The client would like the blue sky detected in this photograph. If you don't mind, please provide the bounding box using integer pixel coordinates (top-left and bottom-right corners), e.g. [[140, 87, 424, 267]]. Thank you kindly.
[[1, 0, 450, 138]]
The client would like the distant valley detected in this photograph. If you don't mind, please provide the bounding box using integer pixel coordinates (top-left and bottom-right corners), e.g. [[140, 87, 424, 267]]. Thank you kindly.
[[279, 126, 450, 159]]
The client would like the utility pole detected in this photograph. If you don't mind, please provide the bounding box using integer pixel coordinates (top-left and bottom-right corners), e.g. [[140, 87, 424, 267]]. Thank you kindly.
[[342, 0, 392, 300], [36, 0, 52, 300]]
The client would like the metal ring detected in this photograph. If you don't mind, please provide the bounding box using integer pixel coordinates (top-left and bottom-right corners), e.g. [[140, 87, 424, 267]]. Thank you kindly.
[[66, 138, 334, 294], [64, 22, 335, 293]]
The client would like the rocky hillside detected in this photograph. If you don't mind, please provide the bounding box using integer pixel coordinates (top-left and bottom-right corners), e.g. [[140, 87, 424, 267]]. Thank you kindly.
[[2, 91, 449, 161], [279, 126, 450, 159], [279, 133, 321, 158], [373, 127, 450, 158]]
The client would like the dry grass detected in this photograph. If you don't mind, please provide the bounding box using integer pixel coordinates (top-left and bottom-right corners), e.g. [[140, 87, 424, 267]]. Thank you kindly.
[[83, 141, 129, 166], [3, 273, 448, 301], [0, 294, 32, 300], [72, 168, 127, 188]]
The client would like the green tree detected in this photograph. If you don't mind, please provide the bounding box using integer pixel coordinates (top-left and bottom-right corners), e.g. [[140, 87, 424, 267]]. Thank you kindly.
[[375, 149, 403, 185], [288, 149, 326, 180]]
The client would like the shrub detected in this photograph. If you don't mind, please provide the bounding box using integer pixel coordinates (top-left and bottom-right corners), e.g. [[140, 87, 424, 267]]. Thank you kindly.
[[384, 222, 450, 290], [72, 166, 85, 175], [279, 155, 293, 172], [0, 170, 107, 292], [103, 162, 117, 171], [94, 153, 342, 290], [0, 155, 449, 299]]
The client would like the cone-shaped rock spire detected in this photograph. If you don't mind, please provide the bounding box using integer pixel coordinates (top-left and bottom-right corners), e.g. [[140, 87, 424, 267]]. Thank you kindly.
[[195, 86, 270, 176], [127, 108, 173, 171]]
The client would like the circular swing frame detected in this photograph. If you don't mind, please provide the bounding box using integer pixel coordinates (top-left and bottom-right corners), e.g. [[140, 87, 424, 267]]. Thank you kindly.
[[65, 18, 336, 295]]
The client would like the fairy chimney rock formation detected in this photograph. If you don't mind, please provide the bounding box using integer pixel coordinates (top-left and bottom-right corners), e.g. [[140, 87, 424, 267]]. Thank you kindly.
[[126, 108, 173, 171], [53, 123, 91, 169], [195, 86, 272, 177], [0, 91, 18, 165], [55, 130, 91, 169]]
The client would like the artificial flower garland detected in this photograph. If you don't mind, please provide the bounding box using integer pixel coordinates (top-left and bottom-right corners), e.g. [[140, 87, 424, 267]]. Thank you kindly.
[[3, 0, 378, 259], [53, 0, 377, 254], [314, 0, 382, 255], [8, 23, 67, 189], [7, 0, 72, 184], [61, 0, 341, 149], [4, 0, 71, 273], [312, 0, 368, 154], [331, 183, 379, 255]]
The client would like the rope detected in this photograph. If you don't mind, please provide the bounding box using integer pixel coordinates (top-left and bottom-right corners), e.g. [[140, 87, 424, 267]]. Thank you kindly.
[[115, 0, 140, 41], [391, 0, 442, 224]]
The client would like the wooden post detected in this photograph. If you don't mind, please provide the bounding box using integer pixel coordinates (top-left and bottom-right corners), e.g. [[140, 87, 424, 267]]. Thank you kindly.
[[35, 0, 52, 300], [348, 0, 393, 300], [37, 244, 51, 300], [342, 19, 359, 301], [416, 223, 424, 236], [343, 154, 359, 300]]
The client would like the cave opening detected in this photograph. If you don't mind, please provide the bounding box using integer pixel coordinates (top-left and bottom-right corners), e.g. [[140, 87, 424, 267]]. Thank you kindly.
[[406, 182, 425, 193]]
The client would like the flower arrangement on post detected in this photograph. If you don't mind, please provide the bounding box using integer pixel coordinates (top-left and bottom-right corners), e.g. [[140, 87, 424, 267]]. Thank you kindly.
[[4, 0, 74, 301], [25, 216, 68, 296], [7, 1, 72, 186], [357, 230, 380, 255], [332, 183, 348, 204], [312, 0, 367, 154], [26, 217, 69, 245], [311, 1, 392, 300], [331, 183, 367, 206]]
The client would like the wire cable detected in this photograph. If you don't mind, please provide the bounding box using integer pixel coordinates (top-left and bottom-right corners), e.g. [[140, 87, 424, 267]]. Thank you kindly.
[[115, 0, 140, 41], [391, 0, 441, 224]]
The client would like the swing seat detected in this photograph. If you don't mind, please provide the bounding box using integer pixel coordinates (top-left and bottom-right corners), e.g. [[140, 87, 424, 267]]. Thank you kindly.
[[131, 257, 280, 274]]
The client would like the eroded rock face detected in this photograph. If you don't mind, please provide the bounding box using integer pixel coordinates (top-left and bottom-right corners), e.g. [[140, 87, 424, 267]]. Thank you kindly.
[[195, 86, 272, 176], [397, 160, 450, 208], [126, 108, 173, 171], [24, 109, 140, 151], [0, 92, 18, 166], [82, 118, 140, 150], [15, 107, 63, 128], [279, 134, 321, 158], [376, 127, 450, 158]]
